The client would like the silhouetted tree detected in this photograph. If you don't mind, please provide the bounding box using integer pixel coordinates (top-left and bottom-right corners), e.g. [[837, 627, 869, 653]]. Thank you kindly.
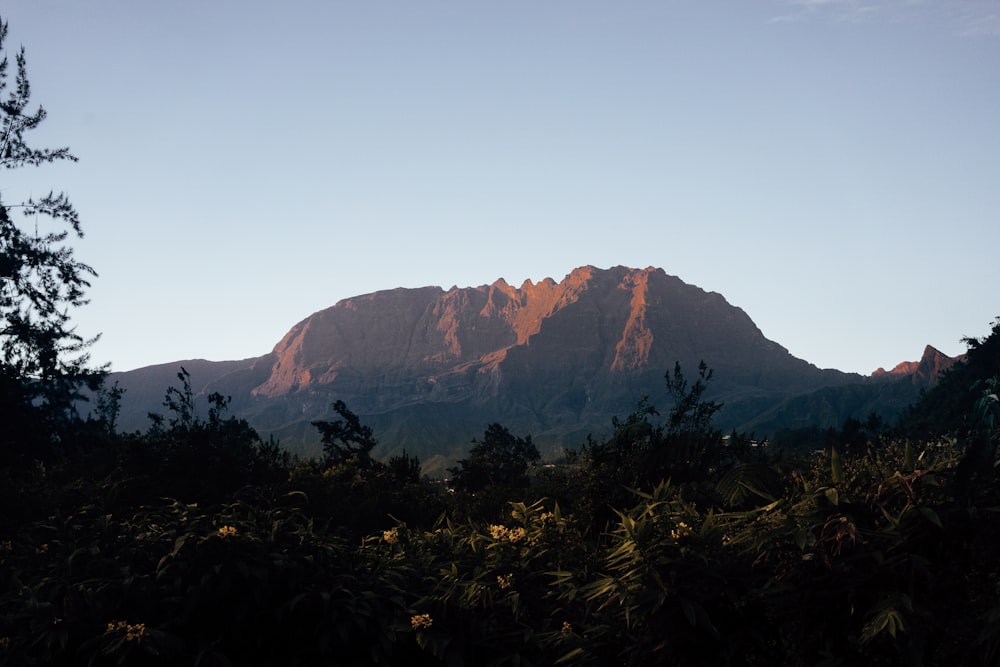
[[312, 399, 378, 466], [135, 369, 290, 504], [92, 380, 125, 436], [574, 362, 736, 530], [147, 367, 196, 432], [449, 423, 540, 493], [0, 15, 102, 448], [665, 360, 722, 435], [386, 449, 422, 484]]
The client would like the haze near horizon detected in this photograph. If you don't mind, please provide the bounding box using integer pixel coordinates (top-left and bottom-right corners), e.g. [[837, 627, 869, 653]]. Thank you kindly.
[[3, 1, 998, 375]]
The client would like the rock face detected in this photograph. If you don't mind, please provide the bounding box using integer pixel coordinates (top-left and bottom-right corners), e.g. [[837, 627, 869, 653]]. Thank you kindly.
[[256, 265, 833, 398], [872, 345, 961, 386], [109, 265, 936, 469]]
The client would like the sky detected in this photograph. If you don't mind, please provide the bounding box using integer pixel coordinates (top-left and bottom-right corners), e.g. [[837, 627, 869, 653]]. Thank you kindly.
[[2, 0, 998, 375]]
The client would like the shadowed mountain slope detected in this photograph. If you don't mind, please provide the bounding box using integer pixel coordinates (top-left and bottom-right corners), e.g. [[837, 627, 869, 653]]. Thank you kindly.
[[107, 266, 947, 469]]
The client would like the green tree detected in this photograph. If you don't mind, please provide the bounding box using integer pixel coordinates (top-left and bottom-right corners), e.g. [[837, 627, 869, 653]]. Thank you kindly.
[[386, 449, 422, 484], [0, 15, 102, 433], [147, 367, 197, 431], [93, 379, 125, 435], [665, 360, 722, 435], [312, 399, 378, 466], [449, 423, 540, 493], [136, 369, 290, 505], [573, 362, 736, 530]]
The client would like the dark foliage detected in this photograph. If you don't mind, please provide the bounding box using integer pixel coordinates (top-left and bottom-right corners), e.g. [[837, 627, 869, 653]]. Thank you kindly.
[[0, 16, 104, 459], [449, 423, 540, 492], [313, 399, 379, 467], [898, 316, 1000, 440], [2, 343, 1000, 665], [446, 423, 541, 521], [570, 361, 764, 532]]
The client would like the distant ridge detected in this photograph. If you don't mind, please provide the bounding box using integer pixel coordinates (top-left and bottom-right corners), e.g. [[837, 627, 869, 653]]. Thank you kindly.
[[872, 345, 960, 385], [108, 265, 951, 468]]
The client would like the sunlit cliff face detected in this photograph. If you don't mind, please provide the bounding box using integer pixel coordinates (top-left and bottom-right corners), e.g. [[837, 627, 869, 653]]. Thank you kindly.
[[251, 266, 666, 397], [871, 345, 961, 384], [110, 264, 902, 453], [612, 268, 655, 372], [249, 264, 784, 399]]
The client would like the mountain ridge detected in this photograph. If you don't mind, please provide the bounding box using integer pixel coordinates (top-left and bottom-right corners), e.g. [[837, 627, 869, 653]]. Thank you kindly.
[[871, 344, 961, 384], [107, 265, 954, 465]]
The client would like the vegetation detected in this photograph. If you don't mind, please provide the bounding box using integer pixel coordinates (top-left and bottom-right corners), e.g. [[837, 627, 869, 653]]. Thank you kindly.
[[4, 14, 1000, 666], [447, 423, 540, 520], [2, 328, 999, 665], [1, 15, 103, 466]]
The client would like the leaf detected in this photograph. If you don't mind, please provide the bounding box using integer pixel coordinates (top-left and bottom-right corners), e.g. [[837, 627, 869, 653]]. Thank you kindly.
[[880, 505, 900, 529], [903, 440, 916, 472], [918, 506, 943, 529], [547, 570, 575, 585], [830, 448, 844, 485], [555, 647, 586, 664], [693, 602, 721, 640], [283, 490, 309, 505], [861, 602, 908, 643], [794, 529, 811, 551], [679, 597, 697, 626], [169, 534, 189, 558]]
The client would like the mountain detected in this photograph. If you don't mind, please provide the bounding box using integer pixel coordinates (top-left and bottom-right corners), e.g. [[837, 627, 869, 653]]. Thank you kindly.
[[872, 345, 961, 385], [732, 345, 961, 440], [106, 266, 950, 471]]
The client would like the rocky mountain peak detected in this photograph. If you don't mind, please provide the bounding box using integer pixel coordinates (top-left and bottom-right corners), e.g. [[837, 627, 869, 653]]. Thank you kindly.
[[872, 345, 959, 385], [249, 265, 825, 404], [109, 265, 904, 463], [254, 266, 660, 398]]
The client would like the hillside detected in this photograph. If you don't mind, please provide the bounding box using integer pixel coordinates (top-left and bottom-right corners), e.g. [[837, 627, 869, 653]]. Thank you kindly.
[[107, 266, 944, 466]]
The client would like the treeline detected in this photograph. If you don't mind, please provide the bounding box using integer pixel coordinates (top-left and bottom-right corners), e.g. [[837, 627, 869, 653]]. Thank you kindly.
[[2, 324, 1000, 665]]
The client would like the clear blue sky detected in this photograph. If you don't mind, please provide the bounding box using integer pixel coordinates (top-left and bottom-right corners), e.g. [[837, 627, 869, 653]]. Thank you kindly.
[[3, 1, 998, 374]]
